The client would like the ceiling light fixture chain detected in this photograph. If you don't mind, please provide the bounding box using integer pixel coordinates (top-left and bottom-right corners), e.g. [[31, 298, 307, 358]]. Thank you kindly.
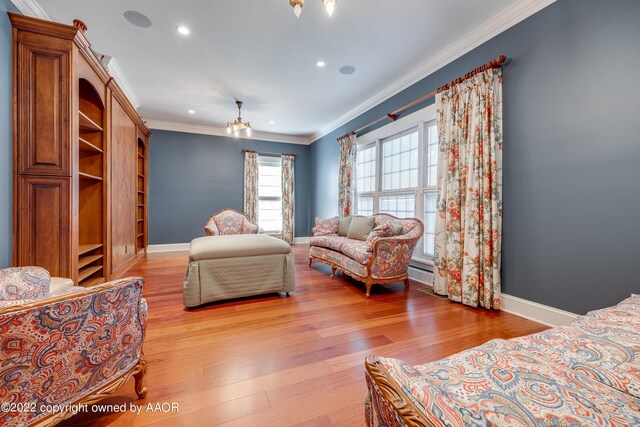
[[226, 100, 252, 138], [289, 0, 337, 18]]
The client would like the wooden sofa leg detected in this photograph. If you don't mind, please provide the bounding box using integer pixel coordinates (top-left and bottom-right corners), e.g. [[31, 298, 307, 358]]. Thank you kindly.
[[308, 257, 313, 267], [365, 280, 373, 298], [331, 265, 337, 279], [134, 356, 148, 399], [404, 278, 410, 289]]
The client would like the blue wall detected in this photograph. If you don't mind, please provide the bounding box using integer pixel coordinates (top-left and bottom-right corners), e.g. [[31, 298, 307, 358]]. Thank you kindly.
[[148, 130, 311, 244], [310, 0, 640, 314], [0, 1, 15, 269]]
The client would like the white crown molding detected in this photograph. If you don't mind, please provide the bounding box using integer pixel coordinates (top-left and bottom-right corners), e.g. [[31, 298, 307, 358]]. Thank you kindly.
[[311, 0, 557, 142], [146, 120, 313, 145], [10, 0, 49, 19], [104, 58, 141, 109], [13, 0, 142, 110]]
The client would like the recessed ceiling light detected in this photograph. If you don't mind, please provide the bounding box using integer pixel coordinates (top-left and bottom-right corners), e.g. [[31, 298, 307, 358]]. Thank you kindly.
[[269, 120, 275, 125], [316, 60, 326, 68], [188, 109, 195, 114], [124, 11, 153, 28], [176, 25, 190, 35], [339, 65, 356, 75]]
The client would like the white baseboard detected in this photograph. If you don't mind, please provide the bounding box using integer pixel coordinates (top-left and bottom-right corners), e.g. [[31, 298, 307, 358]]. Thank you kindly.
[[294, 237, 310, 244], [501, 293, 578, 327], [408, 267, 434, 286], [408, 269, 578, 327], [147, 243, 190, 253]]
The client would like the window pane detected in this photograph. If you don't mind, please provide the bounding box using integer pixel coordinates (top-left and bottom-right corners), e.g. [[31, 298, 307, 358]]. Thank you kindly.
[[425, 123, 439, 188], [356, 145, 376, 193], [357, 196, 374, 216], [423, 193, 437, 257], [258, 156, 282, 233], [382, 131, 418, 191], [379, 194, 415, 219]]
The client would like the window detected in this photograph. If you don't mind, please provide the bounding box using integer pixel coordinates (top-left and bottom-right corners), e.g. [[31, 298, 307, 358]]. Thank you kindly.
[[258, 156, 282, 234], [354, 108, 439, 264]]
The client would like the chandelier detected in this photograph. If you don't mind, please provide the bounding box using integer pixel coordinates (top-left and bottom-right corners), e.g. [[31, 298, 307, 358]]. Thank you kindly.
[[226, 100, 251, 138], [290, 0, 337, 18]]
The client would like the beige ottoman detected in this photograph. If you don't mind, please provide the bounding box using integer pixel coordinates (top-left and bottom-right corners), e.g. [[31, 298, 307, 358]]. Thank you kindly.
[[183, 234, 296, 308]]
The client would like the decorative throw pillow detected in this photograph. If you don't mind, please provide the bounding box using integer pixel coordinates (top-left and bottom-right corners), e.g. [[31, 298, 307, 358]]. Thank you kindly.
[[388, 219, 405, 236], [366, 224, 394, 249], [338, 216, 353, 237], [314, 217, 339, 236], [347, 216, 376, 241]]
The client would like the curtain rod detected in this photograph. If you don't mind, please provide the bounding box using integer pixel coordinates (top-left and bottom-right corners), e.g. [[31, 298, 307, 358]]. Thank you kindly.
[[242, 149, 297, 157], [352, 55, 510, 136]]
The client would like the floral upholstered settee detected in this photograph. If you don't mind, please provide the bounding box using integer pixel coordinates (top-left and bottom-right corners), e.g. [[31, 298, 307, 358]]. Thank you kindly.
[[365, 294, 640, 427], [0, 267, 148, 427], [309, 214, 424, 297], [204, 208, 259, 236]]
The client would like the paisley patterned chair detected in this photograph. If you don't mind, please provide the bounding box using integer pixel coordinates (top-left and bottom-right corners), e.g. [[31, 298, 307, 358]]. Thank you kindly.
[[365, 294, 640, 426], [204, 208, 259, 236], [0, 270, 148, 427], [309, 214, 424, 297]]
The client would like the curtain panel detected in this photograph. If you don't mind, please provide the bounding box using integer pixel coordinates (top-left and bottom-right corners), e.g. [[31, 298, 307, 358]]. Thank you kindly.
[[433, 68, 503, 310], [337, 132, 357, 218], [243, 151, 259, 224], [281, 154, 296, 244]]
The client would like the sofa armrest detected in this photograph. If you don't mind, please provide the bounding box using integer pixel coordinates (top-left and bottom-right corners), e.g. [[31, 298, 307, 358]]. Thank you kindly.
[[369, 236, 419, 279], [0, 266, 50, 301], [204, 217, 220, 236], [0, 277, 147, 427], [243, 221, 259, 234]]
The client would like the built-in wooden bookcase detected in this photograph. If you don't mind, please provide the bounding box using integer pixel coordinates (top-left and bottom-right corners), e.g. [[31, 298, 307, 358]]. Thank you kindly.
[[136, 138, 147, 252], [78, 79, 106, 286]]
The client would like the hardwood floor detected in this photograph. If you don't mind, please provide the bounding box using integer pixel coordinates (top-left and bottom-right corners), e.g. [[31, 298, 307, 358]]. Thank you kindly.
[[60, 245, 546, 427]]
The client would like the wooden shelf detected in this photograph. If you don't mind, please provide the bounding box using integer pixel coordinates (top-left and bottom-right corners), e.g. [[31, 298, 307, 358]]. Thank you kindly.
[[78, 264, 103, 282], [137, 219, 144, 223], [137, 173, 145, 179], [79, 137, 103, 153], [138, 153, 144, 159], [79, 111, 103, 132], [78, 254, 103, 269], [79, 243, 102, 256], [137, 204, 144, 207], [138, 233, 144, 238], [138, 190, 144, 194], [82, 276, 105, 287], [79, 171, 103, 182]]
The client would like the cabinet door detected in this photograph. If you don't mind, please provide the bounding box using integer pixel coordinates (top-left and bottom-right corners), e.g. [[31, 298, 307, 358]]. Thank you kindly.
[[15, 176, 72, 277], [15, 31, 72, 176], [110, 98, 137, 272]]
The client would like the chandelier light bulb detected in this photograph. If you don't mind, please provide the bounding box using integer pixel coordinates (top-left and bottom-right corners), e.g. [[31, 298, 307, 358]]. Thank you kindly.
[[226, 127, 231, 135], [324, 0, 335, 16], [234, 131, 239, 138], [246, 128, 252, 137]]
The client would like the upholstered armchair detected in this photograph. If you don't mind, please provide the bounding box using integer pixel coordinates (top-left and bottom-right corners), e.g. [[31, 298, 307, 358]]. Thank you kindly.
[[204, 208, 259, 236], [0, 268, 148, 427]]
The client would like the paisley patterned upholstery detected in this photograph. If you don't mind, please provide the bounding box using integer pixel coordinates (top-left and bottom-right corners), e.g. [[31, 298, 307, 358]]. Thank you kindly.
[[204, 209, 258, 236], [313, 217, 340, 236], [0, 277, 147, 427], [0, 267, 50, 301], [309, 235, 350, 252], [365, 294, 640, 427], [309, 214, 423, 297], [342, 240, 373, 264]]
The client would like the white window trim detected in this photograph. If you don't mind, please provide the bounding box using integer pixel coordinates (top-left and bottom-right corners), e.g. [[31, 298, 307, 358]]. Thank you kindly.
[[257, 155, 283, 235], [355, 104, 437, 269]]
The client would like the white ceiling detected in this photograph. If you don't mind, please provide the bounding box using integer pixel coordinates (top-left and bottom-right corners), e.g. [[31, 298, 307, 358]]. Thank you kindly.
[[36, 0, 525, 140]]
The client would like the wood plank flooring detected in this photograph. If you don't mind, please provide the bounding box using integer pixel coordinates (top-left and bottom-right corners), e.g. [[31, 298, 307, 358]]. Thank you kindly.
[[60, 245, 546, 427]]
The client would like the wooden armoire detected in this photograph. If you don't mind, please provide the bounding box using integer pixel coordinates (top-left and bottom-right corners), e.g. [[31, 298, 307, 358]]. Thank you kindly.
[[10, 13, 150, 286]]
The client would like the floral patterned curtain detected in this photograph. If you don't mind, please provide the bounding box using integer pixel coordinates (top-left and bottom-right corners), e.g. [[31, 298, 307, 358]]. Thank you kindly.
[[281, 154, 296, 244], [337, 132, 357, 218], [243, 151, 259, 224], [433, 68, 503, 310]]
